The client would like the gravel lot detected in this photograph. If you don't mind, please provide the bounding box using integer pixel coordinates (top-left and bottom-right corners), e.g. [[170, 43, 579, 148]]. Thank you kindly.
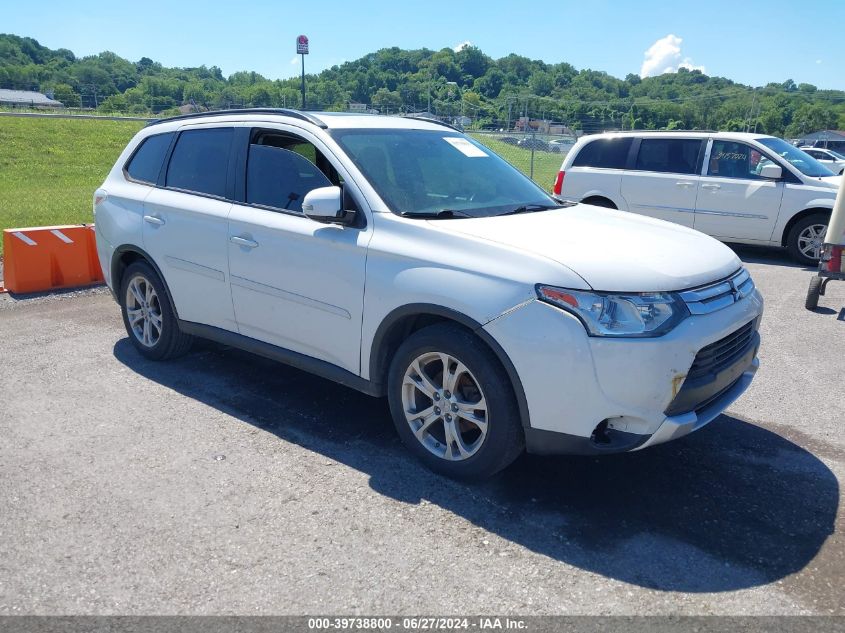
[[0, 245, 842, 616]]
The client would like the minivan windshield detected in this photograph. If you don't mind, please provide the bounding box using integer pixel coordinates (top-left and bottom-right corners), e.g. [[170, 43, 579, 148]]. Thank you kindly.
[[330, 128, 559, 217], [756, 137, 835, 178]]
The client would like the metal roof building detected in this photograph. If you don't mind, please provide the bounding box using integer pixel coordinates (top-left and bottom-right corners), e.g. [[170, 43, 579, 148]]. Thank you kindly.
[[0, 89, 64, 108], [797, 130, 845, 150]]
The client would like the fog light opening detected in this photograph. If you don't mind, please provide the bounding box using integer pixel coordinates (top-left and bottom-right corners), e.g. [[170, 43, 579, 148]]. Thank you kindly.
[[590, 419, 612, 445]]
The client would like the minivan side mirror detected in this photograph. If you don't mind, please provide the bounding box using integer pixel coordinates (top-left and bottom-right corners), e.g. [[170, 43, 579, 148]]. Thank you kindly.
[[302, 186, 355, 224], [759, 164, 783, 180]]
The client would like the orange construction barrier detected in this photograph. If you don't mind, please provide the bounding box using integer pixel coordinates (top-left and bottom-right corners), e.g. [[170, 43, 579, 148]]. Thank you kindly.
[[1, 224, 103, 294]]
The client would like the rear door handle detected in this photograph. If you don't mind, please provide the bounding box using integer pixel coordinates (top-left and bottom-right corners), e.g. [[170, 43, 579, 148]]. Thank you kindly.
[[701, 183, 721, 190], [230, 235, 259, 249], [143, 215, 165, 226]]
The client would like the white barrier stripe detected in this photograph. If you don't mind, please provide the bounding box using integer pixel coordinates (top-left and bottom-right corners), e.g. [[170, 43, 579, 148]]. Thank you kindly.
[[50, 229, 74, 244], [12, 232, 37, 246]]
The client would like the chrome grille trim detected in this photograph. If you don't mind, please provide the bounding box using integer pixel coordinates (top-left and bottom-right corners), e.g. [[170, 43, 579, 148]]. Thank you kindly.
[[680, 268, 755, 315]]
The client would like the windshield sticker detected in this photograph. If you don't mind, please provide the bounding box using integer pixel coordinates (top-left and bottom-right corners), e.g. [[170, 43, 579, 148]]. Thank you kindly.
[[444, 137, 488, 157]]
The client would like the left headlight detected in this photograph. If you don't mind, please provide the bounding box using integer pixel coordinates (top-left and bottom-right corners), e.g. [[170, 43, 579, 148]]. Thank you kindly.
[[536, 285, 688, 337]]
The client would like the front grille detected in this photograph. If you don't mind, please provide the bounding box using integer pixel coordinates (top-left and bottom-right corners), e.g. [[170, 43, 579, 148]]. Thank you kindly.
[[679, 268, 755, 315], [687, 320, 755, 381]]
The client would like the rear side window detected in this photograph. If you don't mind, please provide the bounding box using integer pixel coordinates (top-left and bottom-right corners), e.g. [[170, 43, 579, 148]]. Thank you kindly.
[[635, 139, 702, 174], [125, 132, 173, 184], [166, 128, 233, 198], [572, 138, 633, 169], [246, 144, 331, 212]]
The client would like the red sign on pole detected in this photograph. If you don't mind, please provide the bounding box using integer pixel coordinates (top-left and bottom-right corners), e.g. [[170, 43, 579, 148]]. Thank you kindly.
[[296, 35, 309, 55]]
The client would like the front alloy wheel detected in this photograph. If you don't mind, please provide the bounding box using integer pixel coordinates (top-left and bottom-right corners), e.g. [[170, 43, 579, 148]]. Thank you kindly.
[[401, 352, 489, 461], [796, 223, 827, 262], [387, 323, 524, 480]]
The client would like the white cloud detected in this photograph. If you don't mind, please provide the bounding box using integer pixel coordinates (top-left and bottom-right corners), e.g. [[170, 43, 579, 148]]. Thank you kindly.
[[640, 34, 706, 77], [816, 59, 823, 64], [453, 40, 472, 52], [290, 56, 299, 65]]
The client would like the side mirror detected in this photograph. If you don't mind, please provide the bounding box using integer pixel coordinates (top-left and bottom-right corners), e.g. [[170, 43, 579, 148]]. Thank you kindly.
[[760, 164, 783, 180], [302, 186, 354, 224]]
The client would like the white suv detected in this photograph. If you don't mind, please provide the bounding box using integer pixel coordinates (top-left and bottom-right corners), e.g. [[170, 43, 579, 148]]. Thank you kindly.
[[555, 131, 841, 264], [94, 109, 763, 479]]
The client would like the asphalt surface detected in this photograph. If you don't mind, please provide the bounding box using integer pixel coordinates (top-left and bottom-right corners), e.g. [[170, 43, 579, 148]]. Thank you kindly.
[[0, 245, 843, 615]]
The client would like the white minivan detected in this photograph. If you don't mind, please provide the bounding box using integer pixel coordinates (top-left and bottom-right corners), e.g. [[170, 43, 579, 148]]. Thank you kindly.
[[95, 110, 763, 479], [555, 131, 841, 264]]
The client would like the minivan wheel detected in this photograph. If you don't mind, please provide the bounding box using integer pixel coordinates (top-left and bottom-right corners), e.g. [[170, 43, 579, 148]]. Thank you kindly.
[[120, 261, 193, 360], [387, 323, 524, 480], [787, 213, 828, 265]]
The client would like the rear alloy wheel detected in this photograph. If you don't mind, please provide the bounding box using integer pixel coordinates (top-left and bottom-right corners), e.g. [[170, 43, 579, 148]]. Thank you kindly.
[[387, 323, 523, 480], [120, 261, 193, 360], [787, 214, 828, 265]]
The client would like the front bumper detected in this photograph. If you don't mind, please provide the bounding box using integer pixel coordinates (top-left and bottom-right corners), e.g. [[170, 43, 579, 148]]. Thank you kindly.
[[483, 288, 763, 455]]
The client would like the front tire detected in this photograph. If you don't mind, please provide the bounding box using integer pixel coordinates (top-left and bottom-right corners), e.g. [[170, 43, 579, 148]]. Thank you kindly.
[[119, 261, 193, 360], [787, 213, 828, 266], [387, 323, 524, 480]]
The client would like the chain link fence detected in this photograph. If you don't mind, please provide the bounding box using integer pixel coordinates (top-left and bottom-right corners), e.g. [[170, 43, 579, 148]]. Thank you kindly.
[[470, 130, 573, 193]]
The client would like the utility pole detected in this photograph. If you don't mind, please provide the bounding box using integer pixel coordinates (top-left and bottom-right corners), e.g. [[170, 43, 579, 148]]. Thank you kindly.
[[296, 35, 309, 109]]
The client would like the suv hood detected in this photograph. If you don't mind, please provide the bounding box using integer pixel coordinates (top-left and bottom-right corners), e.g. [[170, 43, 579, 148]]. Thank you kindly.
[[446, 205, 741, 292], [819, 175, 843, 187]]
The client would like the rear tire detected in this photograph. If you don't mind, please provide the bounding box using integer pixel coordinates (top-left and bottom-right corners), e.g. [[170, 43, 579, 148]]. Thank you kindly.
[[387, 323, 524, 480], [787, 213, 828, 266], [805, 276, 823, 310], [119, 261, 193, 360]]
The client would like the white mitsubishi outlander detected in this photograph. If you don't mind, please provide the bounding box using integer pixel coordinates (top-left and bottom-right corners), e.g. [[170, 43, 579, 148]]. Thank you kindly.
[[94, 109, 763, 479]]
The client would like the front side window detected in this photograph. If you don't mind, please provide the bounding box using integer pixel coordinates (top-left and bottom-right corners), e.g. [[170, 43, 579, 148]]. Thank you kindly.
[[572, 138, 633, 169], [634, 139, 702, 175], [166, 128, 233, 198], [125, 132, 173, 184], [246, 144, 332, 212], [707, 140, 776, 180], [330, 129, 556, 217]]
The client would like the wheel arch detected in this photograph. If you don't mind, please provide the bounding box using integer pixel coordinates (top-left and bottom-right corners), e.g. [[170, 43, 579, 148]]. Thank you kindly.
[[581, 195, 618, 209], [780, 207, 832, 247], [112, 245, 180, 319], [369, 304, 531, 429]]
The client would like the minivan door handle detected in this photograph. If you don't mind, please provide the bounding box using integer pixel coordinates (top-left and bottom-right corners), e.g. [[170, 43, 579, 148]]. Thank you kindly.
[[230, 235, 259, 249], [675, 181, 694, 187], [701, 183, 721, 190], [143, 214, 165, 226]]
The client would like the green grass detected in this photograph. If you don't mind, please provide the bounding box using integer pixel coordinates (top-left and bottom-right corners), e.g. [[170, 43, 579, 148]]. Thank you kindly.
[[470, 135, 563, 192], [0, 117, 144, 255]]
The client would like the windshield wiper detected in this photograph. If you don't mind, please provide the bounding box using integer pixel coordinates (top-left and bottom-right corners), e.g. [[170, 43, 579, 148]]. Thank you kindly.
[[497, 203, 561, 217], [400, 209, 473, 219]]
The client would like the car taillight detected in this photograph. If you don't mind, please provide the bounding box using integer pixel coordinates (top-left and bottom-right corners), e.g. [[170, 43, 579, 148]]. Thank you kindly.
[[553, 170, 565, 195], [826, 245, 844, 273]]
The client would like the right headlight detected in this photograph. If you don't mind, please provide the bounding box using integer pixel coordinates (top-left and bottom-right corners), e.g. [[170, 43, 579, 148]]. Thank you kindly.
[[536, 285, 688, 337]]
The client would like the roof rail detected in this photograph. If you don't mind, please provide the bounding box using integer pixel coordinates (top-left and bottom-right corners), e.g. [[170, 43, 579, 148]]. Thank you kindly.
[[146, 108, 328, 129], [401, 115, 462, 132]]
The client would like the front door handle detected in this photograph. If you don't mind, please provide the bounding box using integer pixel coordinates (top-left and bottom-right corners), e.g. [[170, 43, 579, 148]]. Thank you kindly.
[[701, 183, 721, 190], [230, 235, 259, 249], [675, 181, 694, 187], [143, 215, 165, 226]]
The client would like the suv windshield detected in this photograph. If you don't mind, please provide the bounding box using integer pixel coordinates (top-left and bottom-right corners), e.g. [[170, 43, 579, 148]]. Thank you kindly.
[[329, 129, 557, 217], [756, 137, 834, 178]]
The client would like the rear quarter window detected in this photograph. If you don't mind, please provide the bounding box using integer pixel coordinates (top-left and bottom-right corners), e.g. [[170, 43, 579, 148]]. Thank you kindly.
[[124, 132, 174, 184], [572, 138, 633, 169]]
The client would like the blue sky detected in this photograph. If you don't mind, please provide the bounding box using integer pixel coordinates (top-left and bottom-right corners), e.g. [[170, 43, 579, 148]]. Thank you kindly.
[[4, 0, 843, 89]]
